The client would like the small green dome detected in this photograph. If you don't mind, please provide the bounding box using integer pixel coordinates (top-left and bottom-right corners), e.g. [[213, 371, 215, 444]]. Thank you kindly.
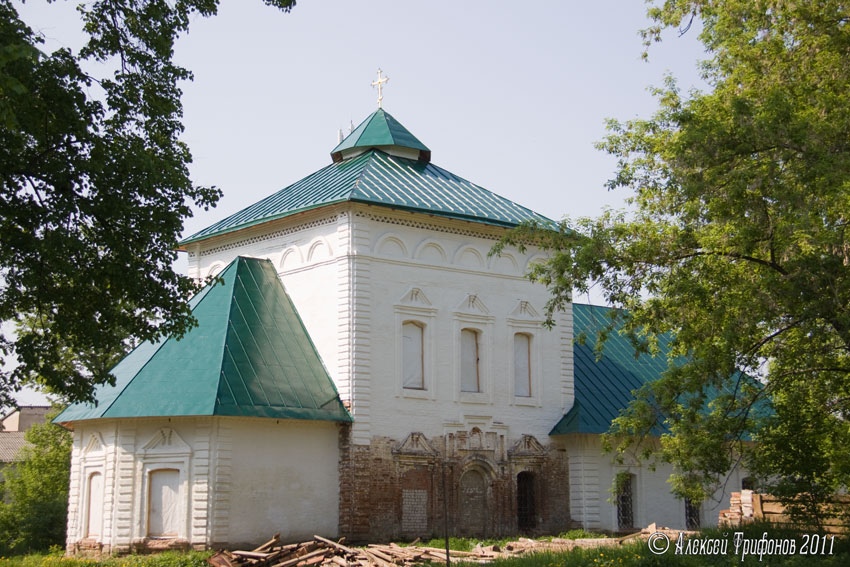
[[331, 108, 431, 163]]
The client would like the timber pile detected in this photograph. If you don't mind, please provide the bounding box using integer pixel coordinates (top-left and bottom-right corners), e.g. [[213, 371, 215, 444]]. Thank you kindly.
[[207, 534, 627, 567], [207, 534, 495, 567], [208, 531, 663, 567]]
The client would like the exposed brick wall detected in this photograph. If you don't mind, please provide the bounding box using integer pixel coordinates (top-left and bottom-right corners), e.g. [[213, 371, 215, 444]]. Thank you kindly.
[[338, 429, 571, 541]]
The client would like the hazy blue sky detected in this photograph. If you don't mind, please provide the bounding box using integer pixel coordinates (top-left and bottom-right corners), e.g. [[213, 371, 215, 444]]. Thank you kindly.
[[11, 0, 708, 405]]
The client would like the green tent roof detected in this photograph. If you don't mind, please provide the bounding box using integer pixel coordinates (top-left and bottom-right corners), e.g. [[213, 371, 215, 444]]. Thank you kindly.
[[550, 303, 673, 435], [55, 257, 351, 423], [181, 149, 554, 245], [331, 108, 430, 158]]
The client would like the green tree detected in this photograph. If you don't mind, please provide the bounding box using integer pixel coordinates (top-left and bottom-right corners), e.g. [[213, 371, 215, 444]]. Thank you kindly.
[[0, 407, 72, 553], [497, 0, 850, 523], [0, 0, 296, 408]]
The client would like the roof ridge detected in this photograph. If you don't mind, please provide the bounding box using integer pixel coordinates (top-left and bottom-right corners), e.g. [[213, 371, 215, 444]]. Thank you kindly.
[[211, 258, 247, 414]]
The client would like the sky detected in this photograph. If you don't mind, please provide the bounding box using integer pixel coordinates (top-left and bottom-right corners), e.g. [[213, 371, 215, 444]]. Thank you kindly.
[[10, 0, 709, 406]]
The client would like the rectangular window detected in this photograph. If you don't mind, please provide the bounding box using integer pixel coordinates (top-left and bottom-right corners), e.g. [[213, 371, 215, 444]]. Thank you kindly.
[[514, 333, 531, 397], [402, 322, 424, 389], [461, 329, 480, 392]]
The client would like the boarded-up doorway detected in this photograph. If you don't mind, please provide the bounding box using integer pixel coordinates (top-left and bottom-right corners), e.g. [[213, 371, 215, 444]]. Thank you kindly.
[[459, 469, 487, 536], [517, 471, 536, 531], [86, 472, 104, 538], [148, 469, 180, 537]]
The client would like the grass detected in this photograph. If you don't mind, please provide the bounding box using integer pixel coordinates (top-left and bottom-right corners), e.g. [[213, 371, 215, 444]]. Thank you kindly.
[[401, 530, 607, 552], [0, 549, 212, 567], [2, 524, 847, 567]]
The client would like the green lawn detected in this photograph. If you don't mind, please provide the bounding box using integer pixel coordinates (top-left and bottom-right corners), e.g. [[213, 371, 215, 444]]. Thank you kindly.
[[0, 550, 212, 567], [2, 525, 846, 567]]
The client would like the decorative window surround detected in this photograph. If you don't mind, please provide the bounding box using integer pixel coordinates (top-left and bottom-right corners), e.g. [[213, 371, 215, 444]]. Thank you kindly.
[[395, 288, 437, 400], [79, 433, 106, 542], [135, 429, 192, 541], [453, 295, 495, 404], [507, 300, 544, 407]]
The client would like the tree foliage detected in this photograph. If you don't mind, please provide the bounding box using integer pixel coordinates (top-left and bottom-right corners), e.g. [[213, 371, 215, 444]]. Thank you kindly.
[[0, 0, 296, 407], [0, 407, 72, 553], [497, 0, 850, 522]]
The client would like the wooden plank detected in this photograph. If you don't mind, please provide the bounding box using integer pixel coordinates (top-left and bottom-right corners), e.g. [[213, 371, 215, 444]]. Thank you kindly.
[[233, 551, 273, 559], [255, 534, 282, 553], [272, 549, 329, 567], [361, 549, 396, 567], [313, 535, 358, 556]]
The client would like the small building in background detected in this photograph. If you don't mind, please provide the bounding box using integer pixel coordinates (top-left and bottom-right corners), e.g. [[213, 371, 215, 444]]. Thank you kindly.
[[0, 405, 52, 476]]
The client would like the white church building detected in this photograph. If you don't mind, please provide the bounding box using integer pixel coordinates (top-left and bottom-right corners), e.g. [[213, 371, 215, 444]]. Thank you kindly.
[[56, 108, 748, 553]]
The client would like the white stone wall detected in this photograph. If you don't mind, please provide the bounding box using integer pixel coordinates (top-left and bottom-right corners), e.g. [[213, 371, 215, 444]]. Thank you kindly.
[[189, 204, 569, 448], [349, 209, 570, 445], [559, 434, 749, 532], [66, 417, 340, 551]]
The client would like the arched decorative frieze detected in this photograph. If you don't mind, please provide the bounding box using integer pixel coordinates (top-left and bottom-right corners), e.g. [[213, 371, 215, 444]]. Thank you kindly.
[[453, 246, 485, 269], [525, 253, 549, 272], [306, 237, 333, 262], [205, 262, 225, 279], [489, 252, 519, 273], [279, 247, 303, 271], [374, 233, 409, 258], [413, 239, 447, 263]]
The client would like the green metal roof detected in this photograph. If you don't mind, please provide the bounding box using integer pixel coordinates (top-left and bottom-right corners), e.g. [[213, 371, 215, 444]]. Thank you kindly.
[[331, 108, 430, 156], [550, 304, 762, 436], [181, 149, 554, 245], [55, 257, 351, 423], [550, 303, 673, 435]]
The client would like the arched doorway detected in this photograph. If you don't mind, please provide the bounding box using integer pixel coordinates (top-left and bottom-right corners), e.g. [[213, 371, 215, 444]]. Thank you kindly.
[[148, 468, 180, 537], [459, 468, 487, 536], [86, 472, 103, 538], [517, 471, 536, 531]]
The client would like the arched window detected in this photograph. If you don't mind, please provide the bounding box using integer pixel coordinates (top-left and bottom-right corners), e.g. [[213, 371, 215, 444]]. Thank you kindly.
[[85, 472, 104, 538], [514, 333, 531, 397], [461, 329, 480, 392], [402, 322, 424, 389]]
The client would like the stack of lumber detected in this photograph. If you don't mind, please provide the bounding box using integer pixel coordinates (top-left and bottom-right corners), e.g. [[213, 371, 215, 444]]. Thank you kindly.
[[209, 530, 674, 567], [207, 535, 495, 567]]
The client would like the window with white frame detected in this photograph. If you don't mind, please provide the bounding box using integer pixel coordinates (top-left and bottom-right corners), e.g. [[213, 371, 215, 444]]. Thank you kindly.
[[402, 321, 425, 390], [514, 333, 531, 397], [461, 328, 481, 392]]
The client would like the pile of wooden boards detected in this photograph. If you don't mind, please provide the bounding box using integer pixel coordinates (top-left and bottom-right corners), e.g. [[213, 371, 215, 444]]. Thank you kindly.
[[207, 532, 651, 567], [207, 534, 495, 567]]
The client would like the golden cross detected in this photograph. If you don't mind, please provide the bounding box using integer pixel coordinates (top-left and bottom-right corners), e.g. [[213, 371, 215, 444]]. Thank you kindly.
[[371, 68, 389, 109]]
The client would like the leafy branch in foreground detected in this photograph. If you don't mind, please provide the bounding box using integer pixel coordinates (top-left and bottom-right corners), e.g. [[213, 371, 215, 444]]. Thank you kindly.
[[0, 0, 295, 406], [496, 0, 850, 525]]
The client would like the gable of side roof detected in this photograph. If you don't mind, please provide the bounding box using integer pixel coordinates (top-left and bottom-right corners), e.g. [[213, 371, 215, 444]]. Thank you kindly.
[[55, 257, 351, 423]]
